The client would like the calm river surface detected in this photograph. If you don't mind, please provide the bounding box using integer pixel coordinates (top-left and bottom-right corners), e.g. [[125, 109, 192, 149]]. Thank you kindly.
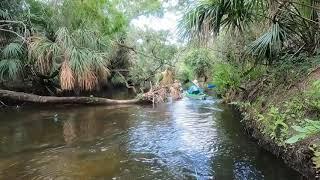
[[0, 98, 303, 179]]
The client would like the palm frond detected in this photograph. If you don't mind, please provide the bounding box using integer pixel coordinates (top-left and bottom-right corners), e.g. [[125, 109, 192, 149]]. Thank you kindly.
[[91, 53, 111, 82], [78, 70, 98, 91], [60, 60, 74, 90], [28, 36, 61, 74], [2, 42, 23, 59], [179, 0, 264, 43], [179, 1, 221, 42], [246, 22, 287, 60], [0, 59, 23, 80], [73, 29, 98, 49], [55, 27, 73, 49], [69, 48, 91, 77], [28, 26, 113, 91]]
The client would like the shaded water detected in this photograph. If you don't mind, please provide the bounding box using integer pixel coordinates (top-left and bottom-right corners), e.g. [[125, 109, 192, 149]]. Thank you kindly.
[[0, 98, 302, 179]]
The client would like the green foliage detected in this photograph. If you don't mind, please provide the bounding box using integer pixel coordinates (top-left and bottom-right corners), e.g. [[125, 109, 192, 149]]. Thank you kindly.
[[0, 42, 25, 81], [246, 22, 286, 63], [258, 107, 289, 143], [116, 0, 162, 18], [283, 98, 305, 120], [284, 80, 320, 144], [179, 0, 264, 42], [45, 0, 127, 35], [270, 54, 320, 86], [305, 80, 320, 111], [0, 0, 184, 92], [180, 0, 320, 65], [126, 29, 178, 85], [286, 120, 320, 144], [28, 27, 111, 91], [177, 48, 213, 82], [212, 63, 241, 94], [0, 59, 23, 80], [2, 42, 23, 59], [176, 63, 193, 83], [310, 144, 320, 170]]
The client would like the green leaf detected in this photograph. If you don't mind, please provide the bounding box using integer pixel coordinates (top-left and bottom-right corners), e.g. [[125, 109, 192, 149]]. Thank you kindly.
[[285, 134, 306, 144], [0, 59, 23, 80], [292, 125, 308, 133]]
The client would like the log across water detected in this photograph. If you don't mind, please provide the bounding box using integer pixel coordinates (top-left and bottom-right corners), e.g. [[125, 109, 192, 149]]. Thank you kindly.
[[0, 89, 144, 105]]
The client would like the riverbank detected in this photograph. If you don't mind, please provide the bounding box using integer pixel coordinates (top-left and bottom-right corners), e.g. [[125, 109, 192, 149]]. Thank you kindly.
[[221, 66, 320, 179], [240, 109, 318, 179], [0, 95, 302, 179]]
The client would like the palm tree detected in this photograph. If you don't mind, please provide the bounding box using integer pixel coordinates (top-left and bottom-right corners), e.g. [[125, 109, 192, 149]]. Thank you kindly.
[[180, 0, 320, 64], [0, 41, 24, 81], [0, 0, 123, 93], [0, 1, 28, 82], [28, 27, 111, 91], [179, 0, 263, 42]]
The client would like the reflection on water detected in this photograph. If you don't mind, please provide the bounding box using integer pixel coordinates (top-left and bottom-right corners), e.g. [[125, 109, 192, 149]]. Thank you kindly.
[[0, 99, 302, 179]]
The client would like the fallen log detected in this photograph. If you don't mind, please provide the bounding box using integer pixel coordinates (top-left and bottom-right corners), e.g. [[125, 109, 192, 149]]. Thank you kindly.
[[0, 89, 145, 105]]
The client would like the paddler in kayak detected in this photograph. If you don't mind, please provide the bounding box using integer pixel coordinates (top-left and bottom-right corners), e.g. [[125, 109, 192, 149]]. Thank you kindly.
[[187, 79, 202, 94], [186, 79, 207, 100]]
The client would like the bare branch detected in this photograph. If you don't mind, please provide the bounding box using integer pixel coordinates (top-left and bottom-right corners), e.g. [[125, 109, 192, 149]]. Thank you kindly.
[[0, 28, 26, 41], [0, 100, 8, 107], [115, 41, 165, 61], [115, 71, 137, 93], [0, 20, 28, 41]]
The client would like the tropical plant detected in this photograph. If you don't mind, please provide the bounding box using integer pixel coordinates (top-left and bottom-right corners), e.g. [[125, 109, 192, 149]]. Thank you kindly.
[[179, 0, 320, 64], [286, 119, 320, 144], [0, 41, 25, 81], [28, 27, 111, 91], [179, 0, 264, 42]]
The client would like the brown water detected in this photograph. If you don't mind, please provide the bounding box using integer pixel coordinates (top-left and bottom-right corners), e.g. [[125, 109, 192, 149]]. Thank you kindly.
[[0, 98, 303, 179]]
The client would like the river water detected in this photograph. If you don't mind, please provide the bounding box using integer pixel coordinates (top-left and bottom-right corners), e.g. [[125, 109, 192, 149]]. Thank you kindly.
[[0, 97, 302, 179]]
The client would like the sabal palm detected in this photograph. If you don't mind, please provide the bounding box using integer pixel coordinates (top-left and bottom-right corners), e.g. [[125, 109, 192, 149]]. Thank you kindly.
[[28, 27, 111, 91], [179, 0, 263, 42], [0, 41, 24, 80], [180, 0, 320, 63]]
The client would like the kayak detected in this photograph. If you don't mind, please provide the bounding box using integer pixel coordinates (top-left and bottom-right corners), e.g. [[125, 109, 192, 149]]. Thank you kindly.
[[185, 92, 207, 100], [207, 84, 216, 89]]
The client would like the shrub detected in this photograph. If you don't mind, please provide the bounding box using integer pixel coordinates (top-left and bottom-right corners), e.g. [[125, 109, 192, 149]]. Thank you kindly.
[[258, 107, 289, 143], [212, 63, 241, 94], [177, 48, 214, 82]]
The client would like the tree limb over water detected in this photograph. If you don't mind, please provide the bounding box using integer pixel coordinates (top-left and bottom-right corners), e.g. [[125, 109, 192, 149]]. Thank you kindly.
[[0, 89, 144, 105]]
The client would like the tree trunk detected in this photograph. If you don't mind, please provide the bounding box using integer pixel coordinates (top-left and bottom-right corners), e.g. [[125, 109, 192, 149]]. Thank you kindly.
[[0, 89, 145, 105]]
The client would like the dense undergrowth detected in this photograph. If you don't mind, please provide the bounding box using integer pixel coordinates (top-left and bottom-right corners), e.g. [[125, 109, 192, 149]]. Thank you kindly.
[[176, 0, 320, 174], [211, 54, 320, 171]]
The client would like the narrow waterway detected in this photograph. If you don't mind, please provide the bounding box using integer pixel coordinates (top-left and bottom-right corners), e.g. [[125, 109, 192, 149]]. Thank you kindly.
[[0, 98, 302, 179]]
